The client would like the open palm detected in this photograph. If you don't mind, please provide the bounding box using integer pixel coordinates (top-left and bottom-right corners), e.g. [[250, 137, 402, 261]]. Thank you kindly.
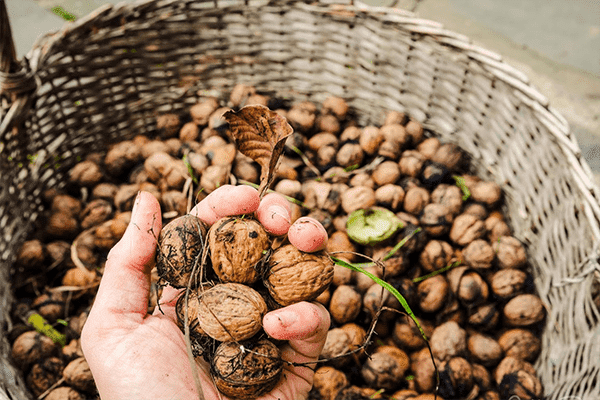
[[81, 187, 330, 400]]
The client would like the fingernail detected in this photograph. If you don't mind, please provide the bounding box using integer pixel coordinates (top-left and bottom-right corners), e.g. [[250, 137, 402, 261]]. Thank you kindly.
[[131, 191, 142, 217], [268, 205, 291, 224], [275, 310, 298, 327]]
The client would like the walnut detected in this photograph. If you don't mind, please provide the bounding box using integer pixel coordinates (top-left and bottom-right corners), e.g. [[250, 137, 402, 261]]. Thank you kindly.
[[467, 333, 503, 367], [265, 245, 334, 306], [26, 357, 64, 396], [313, 366, 349, 400], [161, 190, 188, 218], [94, 217, 128, 250], [359, 126, 384, 155], [384, 111, 408, 126], [208, 217, 270, 284], [410, 347, 440, 393], [190, 97, 219, 126], [361, 345, 409, 391], [177, 121, 199, 142], [211, 339, 283, 399], [462, 239, 495, 270], [46, 240, 73, 269], [334, 386, 385, 399], [80, 199, 112, 229], [327, 231, 357, 262], [317, 114, 342, 134], [341, 186, 376, 214], [323, 96, 349, 120], [51, 194, 82, 217], [405, 120, 424, 145], [503, 294, 545, 327], [91, 182, 119, 202], [322, 166, 350, 184], [370, 246, 409, 277], [200, 165, 230, 193], [340, 126, 362, 141], [420, 162, 450, 190], [372, 161, 400, 186], [46, 212, 79, 239], [302, 181, 347, 214], [417, 275, 449, 313], [308, 132, 339, 151], [287, 101, 317, 132], [495, 357, 542, 400], [329, 285, 362, 324], [420, 203, 452, 237], [375, 184, 405, 211], [229, 84, 256, 108], [431, 184, 463, 216], [498, 329, 541, 362], [32, 292, 65, 322], [336, 143, 364, 168], [491, 269, 528, 300], [378, 139, 403, 160], [340, 322, 367, 359], [44, 387, 85, 400], [353, 265, 382, 294], [156, 215, 209, 288], [62, 339, 84, 361], [320, 328, 353, 368], [403, 186, 430, 215], [399, 150, 425, 178], [437, 357, 474, 399], [485, 212, 511, 242], [156, 113, 181, 138], [432, 143, 464, 170], [389, 389, 419, 400], [463, 202, 488, 219], [69, 160, 103, 187], [113, 183, 140, 212], [380, 124, 409, 148], [63, 357, 95, 393], [392, 316, 434, 351], [430, 321, 467, 361], [197, 283, 267, 342], [11, 331, 57, 368], [16, 240, 45, 268], [417, 137, 440, 159], [472, 362, 493, 391], [419, 240, 454, 273], [467, 303, 500, 331], [349, 172, 375, 188], [141, 139, 170, 159], [246, 94, 269, 106], [449, 214, 486, 246], [493, 236, 527, 269], [471, 181, 502, 207], [448, 268, 489, 306], [104, 140, 142, 176]]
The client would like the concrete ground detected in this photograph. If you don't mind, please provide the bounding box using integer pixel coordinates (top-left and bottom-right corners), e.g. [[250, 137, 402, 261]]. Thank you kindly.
[[5, 0, 600, 186]]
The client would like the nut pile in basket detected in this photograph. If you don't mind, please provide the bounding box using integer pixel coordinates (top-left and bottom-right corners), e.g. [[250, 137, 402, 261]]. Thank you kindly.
[[9, 84, 545, 400]]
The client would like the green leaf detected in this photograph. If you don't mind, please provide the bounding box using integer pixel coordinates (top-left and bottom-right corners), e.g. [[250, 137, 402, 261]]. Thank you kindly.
[[412, 260, 462, 283], [332, 257, 429, 342], [346, 208, 403, 245], [453, 175, 471, 201], [27, 313, 67, 347]]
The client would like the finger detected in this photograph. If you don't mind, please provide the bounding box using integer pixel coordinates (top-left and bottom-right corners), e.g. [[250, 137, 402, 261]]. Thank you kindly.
[[152, 285, 183, 322], [88, 191, 162, 326], [190, 185, 260, 225], [288, 217, 329, 252], [255, 192, 292, 236], [263, 301, 330, 360]]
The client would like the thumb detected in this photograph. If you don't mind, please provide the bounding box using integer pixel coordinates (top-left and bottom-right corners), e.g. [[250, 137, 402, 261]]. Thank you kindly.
[[87, 191, 162, 328]]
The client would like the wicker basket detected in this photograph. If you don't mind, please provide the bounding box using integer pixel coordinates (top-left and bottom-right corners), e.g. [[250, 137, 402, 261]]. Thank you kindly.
[[1, 0, 599, 399]]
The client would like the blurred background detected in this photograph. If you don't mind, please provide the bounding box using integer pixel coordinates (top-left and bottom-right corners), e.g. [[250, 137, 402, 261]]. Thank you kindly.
[[5, 0, 600, 186]]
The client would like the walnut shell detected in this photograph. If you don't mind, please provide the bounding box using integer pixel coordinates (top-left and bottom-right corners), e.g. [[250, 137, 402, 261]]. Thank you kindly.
[[265, 245, 334, 306], [104, 140, 142, 176], [493, 236, 527, 269], [467, 333, 503, 367], [211, 339, 282, 399], [399, 150, 425, 178], [491, 268, 528, 300], [430, 321, 467, 361], [359, 126, 384, 155], [11, 331, 57, 368], [420, 203, 452, 237], [327, 231, 357, 262], [470, 181, 502, 207], [26, 357, 64, 396], [392, 317, 434, 351], [323, 96, 349, 120], [417, 275, 449, 313], [361, 345, 409, 391], [287, 101, 317, 132], [495, 357, 542, 399], [16, 239, 45, 268], [449, 214, 486, 246], [69, 160, 103, 187], [191, 97, 219, 126], [498, 329, 541, 362], [200, 165, 230, 193], [329, 285, 363, 324], [467, 303, 500, 331], [156, 113, 181, 138], [417, 137, 440, 159], [503, 294, 545, 326], [197, 283, 267, 342], [375, 184, 405, 211], [403, 186, 430, 215], [462, 239, 495, 270], [44, 387, 85, 400], [229, 84, 256, 108], [156, 215, 209, 288], [208, 217, 270, 284], [80, 199, 113, 229], [437, 357, 474, 399], [431, 143, 464, 170], [372, 161, 401, 186], [419, 240, 454, 273], [63, 357, 95, 393], [51, 193, 82, 216], [411, 347, 439, 393], [431, 184, 463, 216], [320, 328, 353, 369], [313, 366, 349, 400]]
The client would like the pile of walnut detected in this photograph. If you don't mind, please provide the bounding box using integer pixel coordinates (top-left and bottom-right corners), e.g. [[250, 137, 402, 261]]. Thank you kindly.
[[8, 83, 547, 400]]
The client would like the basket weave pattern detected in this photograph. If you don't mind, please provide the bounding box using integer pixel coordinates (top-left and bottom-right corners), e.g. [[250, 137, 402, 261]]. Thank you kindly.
[[1, 0, 599, 399]]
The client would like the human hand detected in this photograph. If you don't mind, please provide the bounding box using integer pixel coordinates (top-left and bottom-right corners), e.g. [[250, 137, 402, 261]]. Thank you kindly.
[[81, 186, 330, 400]]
